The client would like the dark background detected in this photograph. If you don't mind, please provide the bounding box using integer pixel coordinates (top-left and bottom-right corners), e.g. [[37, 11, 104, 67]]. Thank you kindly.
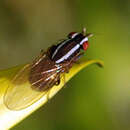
[[0, 0, 130, 130]]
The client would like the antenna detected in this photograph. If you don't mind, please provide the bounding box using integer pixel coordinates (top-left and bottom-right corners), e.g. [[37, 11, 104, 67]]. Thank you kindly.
[[82, 27, 86, 35]]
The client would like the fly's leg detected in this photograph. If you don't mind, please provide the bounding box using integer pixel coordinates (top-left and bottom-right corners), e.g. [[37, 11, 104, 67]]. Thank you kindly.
[[73, 52, 84, 64], [46, 75, 61, 100], [55, 73, 67, 88], [55, 79, 60, 86], [60, 52, 84, 73]]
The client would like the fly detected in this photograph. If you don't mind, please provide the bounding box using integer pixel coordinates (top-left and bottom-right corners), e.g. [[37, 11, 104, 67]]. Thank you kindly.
[[4, 28, 93, 110]]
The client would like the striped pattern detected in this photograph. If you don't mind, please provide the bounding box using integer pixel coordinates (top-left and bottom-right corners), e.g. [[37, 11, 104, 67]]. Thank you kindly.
[[71, 33, 79, 39], [52, 34, 88, 64], [56, 44, 80, 63], [52, 39, 70, 59]]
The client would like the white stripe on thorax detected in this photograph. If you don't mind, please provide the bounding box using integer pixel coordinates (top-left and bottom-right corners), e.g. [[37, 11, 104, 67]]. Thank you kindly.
[[56, 44, 80, 63], [79, 37, 88, 45], [71, 33, 79, 38], [52, 39, 70, 59]]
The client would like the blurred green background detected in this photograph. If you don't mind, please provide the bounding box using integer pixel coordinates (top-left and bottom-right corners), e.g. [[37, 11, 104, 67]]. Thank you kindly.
[[0, 0, 130, 130]]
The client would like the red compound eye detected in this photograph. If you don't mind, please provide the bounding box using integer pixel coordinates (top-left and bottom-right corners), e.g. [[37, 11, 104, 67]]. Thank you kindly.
[[83, 41, 89, 50], [68, 32, 77, 39]]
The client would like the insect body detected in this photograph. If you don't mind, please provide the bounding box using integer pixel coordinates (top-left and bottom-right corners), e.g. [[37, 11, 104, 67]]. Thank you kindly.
[[4, 28, 93, 110]]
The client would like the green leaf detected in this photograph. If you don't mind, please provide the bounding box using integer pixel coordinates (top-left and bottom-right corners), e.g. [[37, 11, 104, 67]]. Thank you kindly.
[[0, 59, 103, 129]]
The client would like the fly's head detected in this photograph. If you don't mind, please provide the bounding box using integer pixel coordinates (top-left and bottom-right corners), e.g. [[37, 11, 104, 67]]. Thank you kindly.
[[67, 27, 93, 51], [50, 28, 93, 64]]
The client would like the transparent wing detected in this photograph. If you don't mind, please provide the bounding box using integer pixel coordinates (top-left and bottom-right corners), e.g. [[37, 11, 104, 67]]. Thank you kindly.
[[4, 64, 58, 110]]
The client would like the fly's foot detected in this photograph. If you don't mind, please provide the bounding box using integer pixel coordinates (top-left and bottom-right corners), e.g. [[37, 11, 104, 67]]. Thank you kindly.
[[55, 79, 60, 86]]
